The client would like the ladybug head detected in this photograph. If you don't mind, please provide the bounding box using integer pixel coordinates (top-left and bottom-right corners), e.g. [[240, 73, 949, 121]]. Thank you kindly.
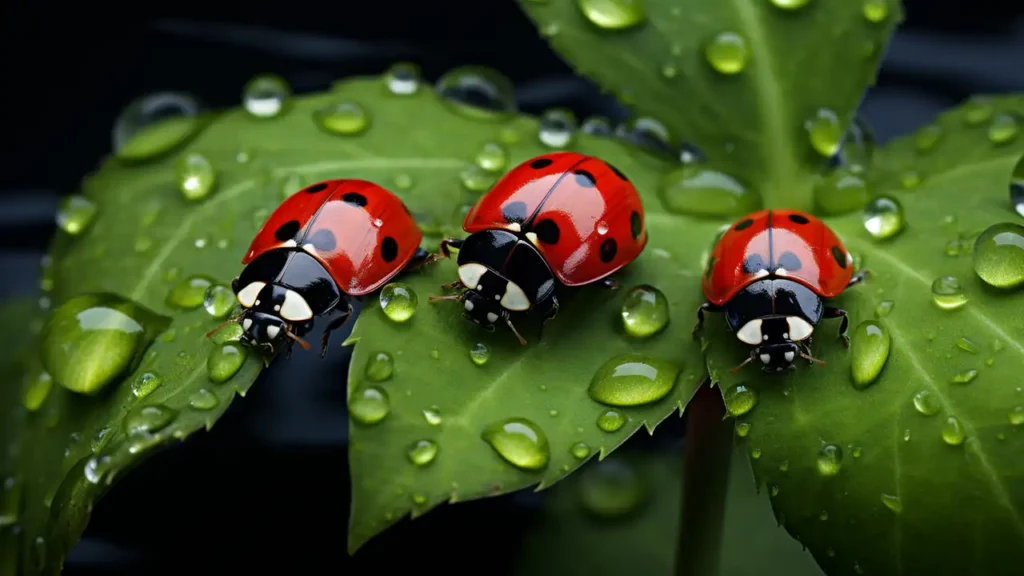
[[735, 315, 814, 373], [428, 262, 531, 345], [232, 281, 314, 354]]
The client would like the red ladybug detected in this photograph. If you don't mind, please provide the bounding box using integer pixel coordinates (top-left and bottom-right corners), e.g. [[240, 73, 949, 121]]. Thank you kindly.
[[430, 152, 647, 344], [220, 179, 427, 356], [693, 209, 868, 373]]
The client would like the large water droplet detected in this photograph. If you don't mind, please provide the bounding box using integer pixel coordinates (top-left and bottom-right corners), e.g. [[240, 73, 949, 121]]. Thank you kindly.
[[203, 285, 236, 319], [482, 417, 550, 471], [365, 351, 395, 382], [131, 372, 163, 399], [242, 74, 291, 119], [578, 457, 646, 518], [1008, 406, 1024, 426], [435, 66, 516, 120], [314, 100, 370, 135], [22, 371, 53, 412], [167, 275, 214, 309], [862, 195, 905, 240], [850, 320, 890, 389], [620, 285, 670, 338], [124, 404, 176, 435], [407, 440, 439, 466], [806, 108, 843, 157], [538, 109, 578, 148], [930, 275, 968, 310], [988, 113, 1020, 145], [576, 0, 646, 30], [705, 32, 749, 75], [423, 406, 442, 426], [724, 384, 758, 417], [189, 388, 219, 410], [474, 142, 509, 172], [597, 409, 626, 432], [571, 442, 591, 460], [659, 166, 757, 217], [814, 168, 869, 216], [113, 92, 202, 162], [912, 389, 941, 416], [470, 343, 491, 366], [816, 444, 843, 476], [770, 0, 812, 10], [56, 195, 98, 236], [972, 222, 1024, 289], [207, 343, 247, 383], [349, 386, 390, 425], [379, 283, 417, 323], [941, 416, 965, 445], [588, 353, 680, 407], [862, 0, 889, 22], [385, 62, 422, 95], [176, 153, 217, 201], [41, 294, 168, 395]]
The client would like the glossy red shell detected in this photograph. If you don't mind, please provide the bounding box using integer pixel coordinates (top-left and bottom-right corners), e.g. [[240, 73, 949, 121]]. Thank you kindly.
[[701, 209, 854, 306], [463, 152, 647, 286], [243, 179, 422, 296]]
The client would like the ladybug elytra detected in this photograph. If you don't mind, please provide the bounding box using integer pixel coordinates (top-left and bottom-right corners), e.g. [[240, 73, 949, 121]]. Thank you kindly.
[[693, 209, 868, 373]]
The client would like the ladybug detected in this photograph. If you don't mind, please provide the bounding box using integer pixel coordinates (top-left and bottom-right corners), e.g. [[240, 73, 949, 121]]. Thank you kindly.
[[215, 179, 429, 357], [430, 152, 648, 344], [692, 209, 868, 373]]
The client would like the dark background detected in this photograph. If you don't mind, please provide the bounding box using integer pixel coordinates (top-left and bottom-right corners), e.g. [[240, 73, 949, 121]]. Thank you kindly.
[[1, 1, 1022, 574]]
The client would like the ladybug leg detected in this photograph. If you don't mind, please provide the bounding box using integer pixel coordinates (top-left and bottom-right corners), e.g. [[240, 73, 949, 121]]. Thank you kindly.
[[438, 238, 465, 259], [823, 306, 851, 348], [692, 301, 722, 339], [536, 295, 560, 342], [441, 280, 463, 290], [847, 269, 871, 288], [598, 277, 620, 290], [405, 247, 437, 271], [319, 303, 353, 359]]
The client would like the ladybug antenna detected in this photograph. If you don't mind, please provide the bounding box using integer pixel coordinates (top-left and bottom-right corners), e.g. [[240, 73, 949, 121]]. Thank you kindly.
[[204, 316, 241, 340], [504, 317, 528, 346], [285, 329, 311, 351], [729, 354, 755, 373], [800, 352, 827, 366], [428, 295, 462, 303]]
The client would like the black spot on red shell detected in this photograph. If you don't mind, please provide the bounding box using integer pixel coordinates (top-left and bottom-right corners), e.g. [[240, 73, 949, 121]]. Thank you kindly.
[[275, 220, 301, 242], [574, 170, 597, 188], [600, 238, 617, 263], [777, 251, 802, 272], [534, 219, 560, 244], [305, 183, 329, 194], [309, 228, 337, 252], [342, 192, 368, 207], [743, 253, 767, 274], [502, 201, 529, 224], [734, 218, 754, 231], [530, 158, 553, 169], [381, 236, 399, 263], [630, 211, 643, 240], [608, 163, 630, 182], [788, 213, 810, 225], [831, 245, 848, 269]]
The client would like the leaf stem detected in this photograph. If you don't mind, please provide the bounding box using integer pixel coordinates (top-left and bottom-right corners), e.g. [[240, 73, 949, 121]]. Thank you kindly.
[[675, 382, 734, 576]]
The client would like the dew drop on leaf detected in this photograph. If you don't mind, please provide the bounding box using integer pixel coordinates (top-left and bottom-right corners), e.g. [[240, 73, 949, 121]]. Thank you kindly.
[[113, 92, 201, 162], [365, 351, 395, 382], [945, 239, 963, 257], [242, 74, 291, 119], [736, 422, 751, 437], [951, 369, 978, 384], [971, 222, 1024, 289], [56, 195, 97, 236], [435, 66, 517, 120], [124, 404, 177, 435], [22, 371, 53, 412], [474, 142, 509, 172], [578, 457, 645, 518], [203, 285, 236, 319], [597, 409, 626, 432], [0, 476, 21, 526], [704, 31, 749, 75], [955, 337, 978, 354], [987, 113, 1020, 145], [832, 115, 875, 169], [679, 142, 705, 165], [189, 388, 219, 411], [659, 165, 758, 217], [750, 447, 762, 459], [615, 117, 673, 157], [207, 343, 247, 383], [575, 0, 646, 31], [874, 300, 894, 318], [349, 386, 390, 425], [723, 384, 758, 417], [861, 0, 889, 22], [770, 0, 812, 10], [900, 169, 922, 189], [880, 492, 903, 513], [850, 320, 891, 389], [805, 108, 843, 157], [385, 62, 422, 95], [167, 275, 214, 309], [620, 285, 670, 338], [912, 389, 941, 416], [814, 168, 869, 216], [314, 100, 370, 136], [175, 153, 217, 202], [1008, 406, 1024, 426], [588, 353, 680, 407], [379, 283, 418, 322], [941, 416, 966, 446], [914, 123, 943, 152], [930, 275, 968, 310], [538, 108, 578, 148], [816, 444, 843, 477], [581, 116, 613, 137], [210, 322, 242, 345], [862, 195, 905, 240], [459, 163, 498, 193], [407, 440, 439, 466], [481, 417, 550, 471], [469, 343, 491, 366], [964, 97, 994, 126], [131, 372, 162, 399], [571, 442, 591, 460], [1011, 181, 1024, 217], [423, 406, 442, 426]]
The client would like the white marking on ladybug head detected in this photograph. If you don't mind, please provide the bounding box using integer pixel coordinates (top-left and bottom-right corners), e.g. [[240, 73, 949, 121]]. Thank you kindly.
[[282, 239, 298, 248], [464, 300, 474, 312], [760, 353, 771, 365], [507, 222, 522, 232], [266, 325, 281, 340], [736, 319, 764, 345], [237, 282, 266, 308], [525, 232, 539, 246], [784, 351, 795, 363], [280, 289, 313, 321], [786, 316, 814, 341], [500, 281, 530, 311], [486, 312, 498, 323], [302, 243, 317, 255], [458, 263, 488, 290], [242, 318, 253, 330], [754, 269, 770, 279], [775, 268, 789, 277]]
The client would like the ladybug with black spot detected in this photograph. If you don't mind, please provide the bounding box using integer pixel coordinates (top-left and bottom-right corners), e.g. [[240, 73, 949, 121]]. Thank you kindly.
[[215, 179, 429, 357], [693, 210, 869, 373], [430, 152, 647, 344]]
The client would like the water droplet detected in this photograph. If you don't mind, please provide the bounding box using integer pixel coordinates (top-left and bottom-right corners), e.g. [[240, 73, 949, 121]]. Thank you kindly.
[[407, 440, 439, 466], [912, 389, 941, 416], [385, 62, 421, 95], [56, 195, 97, 236], [914, 123, 943, 152], [470, 343, 491, 366], [679, 143, 705, 165], [175, 153, 217, 201], [578, 457, 645, 518], [832, 115, 876, 169], [816, 444, 843, 477], [723, 385, 758, 417], [423, 406, 442, 426], [880, 492, 903, 513], [955, 337, 978, 354], [365, 352, 395, 382], [945, 239, 963, 257], [113, 92, 202, 162], [207, 343, 247, 383], [1011, 180, 1024, 217], [972, 222, 1024, 289], [0, 476, 22, 526], [474, 142, 508, 172], [242, 74, 291, 119], [131, 372, 162, 399], [125, 404, 176, 435], [901, 170, 922, 189], [349, 386, 390, 425], [200, 284, 236, 319], [951, 369, 978, 384], [874, 300, 895, 318], [615, 117, 674, 157], [705, 32, 749, 75], [314, 100, 369, 135], [41, 294, 168, 395], [435, 66, 516, 119], [378, 282, 418, 322], [734, 422, 751, 438], [571, 442, 591, 459], [770, 0, 811, 10], [597, 409, 626, 432], [806, 108, 843, 157], [661, 62, 678, 78], [988, 113, 1020, 145], [189, 388, 219, 410], [930, 275, 968, 310], [460, 163, 498, 193], [22, 371, 53, 412], [850, 320, 891, 389], [482, 417, 550, 470], [813, 168, 869, 216], [941, 416, 966, 446], [750, 447, 762, 459], [861, 0, 889, 22], [575, 0, 646, 30], [1008, 406, 1024, 426], [659, 165, 757, 217], [581, 116, 613, 136], [903, 428, 912, 442], [862, 195, 905, 240], [964, 97, 994, 125], [620, 285, 670, 338], [588, 353, 680, 407], [538, 109, 578, 148], [167, 275, 214, 309]]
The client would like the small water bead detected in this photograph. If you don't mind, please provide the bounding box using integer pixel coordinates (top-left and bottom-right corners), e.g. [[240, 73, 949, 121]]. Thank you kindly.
[[620, 285, 670, 338], [750, 447, 762, 459], [903, 429, 912, 442], [915, 124, 944, 152], [661, 62, 678, 78], [581, 116, 613, 136], [407, 440, 439, 466], [770, 0, 812, 10], [460, 164, 498, 193], [1, 476, 21, 526], [956, 337, 978, 354], [571, 442, 591, 460], [56, 195, 98, 236], [988, 113, 1020, 145], [736, 422, 751, 437], [861, 0, 889, 22], [1008, 407, 1024, 426], [379, 283, 418, 322], [365, 352, 395, 382], [125, 404, 176, 435], [207, 343, 247, 383], [242, 74, 291, 119], [349, 386, 390, 425], [175, 153, 217, 202], [816, 444, 843, 477], [113, 92, 202, 162], [659, 165, 758, 217], [134, 237, 153, 253], [435, 66, 517, 120], [575, 0, 647, 30], [900, 170, 922, 189], [470, 343, 491, 366], [862, 195, 905, 240], [189, 388, 219, 410], [474, 142, 508, 172], [423, 407, 442, 426], [930, 275, 968, 310], [597, 409, 626, 432], [941, 416, 966, 446], [578, 457, 646, 519], [412, 494, 428, 506], [912, 389, 941, 416], [945, 239, 964, 257], [538, 109, 578, 148], [705, 32, 749, 75], [314, 100, 370, 136], [194, 237, 208, 249], [615, 117, 674, 157], [972, 223, 1024, 289], [22, 371, 53, 412], [724, 385, 758, 417], [481, 417, 550, 471], [806, 109, 843, 158], [874, 300, 894, 318], [385, 62, 422, 95], [964, 98, 994, 126], [878, 493, 903, 514], [679, 143, 705, 165], [951, 369, 978, 384], [1011, 181, 1024, 217], [167, 275, 213, 310], [203, 285, 235, 319], [833, 115, 876, 169], [131, 372, 163, 399], [588, 353, 680, 406], [814, 168, 869, 216], [850, 320, 891, 389]]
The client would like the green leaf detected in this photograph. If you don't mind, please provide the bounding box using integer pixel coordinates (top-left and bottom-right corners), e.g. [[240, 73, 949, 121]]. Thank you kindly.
[[517, 0, 902, 210], [703, 96, 1024, 575]]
